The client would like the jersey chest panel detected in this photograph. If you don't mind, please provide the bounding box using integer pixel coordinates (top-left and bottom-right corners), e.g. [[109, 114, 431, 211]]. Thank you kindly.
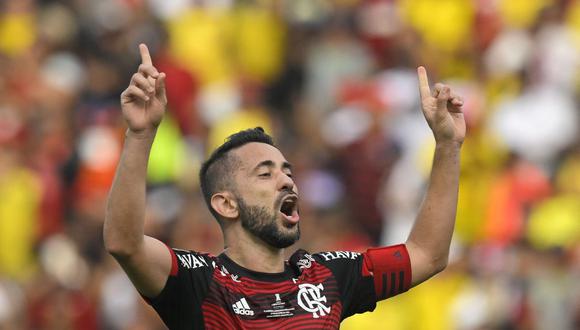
[[201, 262, 343, 329]]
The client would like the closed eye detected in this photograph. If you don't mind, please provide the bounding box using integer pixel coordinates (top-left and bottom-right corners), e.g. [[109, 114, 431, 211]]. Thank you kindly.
[[259, 173, 271, 178]]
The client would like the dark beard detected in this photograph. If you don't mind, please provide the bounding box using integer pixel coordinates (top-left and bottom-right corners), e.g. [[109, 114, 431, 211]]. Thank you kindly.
[[237, 197, 300, 249]]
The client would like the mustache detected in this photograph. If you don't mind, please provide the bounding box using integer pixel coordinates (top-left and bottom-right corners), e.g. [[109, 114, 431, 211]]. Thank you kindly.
[[274, 189, 298, 207]]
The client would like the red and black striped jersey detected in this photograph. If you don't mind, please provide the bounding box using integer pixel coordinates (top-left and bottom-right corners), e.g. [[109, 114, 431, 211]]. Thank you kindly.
[[146, 245, 411, 329]]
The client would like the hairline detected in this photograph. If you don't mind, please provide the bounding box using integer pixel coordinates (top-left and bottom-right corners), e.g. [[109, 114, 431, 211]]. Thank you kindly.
[[211, 141, 281, 190]]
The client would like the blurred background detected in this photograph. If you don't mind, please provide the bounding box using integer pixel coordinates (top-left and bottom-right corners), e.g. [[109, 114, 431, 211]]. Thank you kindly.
[[1, 0, 580, 329]]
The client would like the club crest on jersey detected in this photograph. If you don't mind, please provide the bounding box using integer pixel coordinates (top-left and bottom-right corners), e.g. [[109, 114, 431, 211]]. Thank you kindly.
[[296, 254, 315, 269], [297, 283, 331, 318]]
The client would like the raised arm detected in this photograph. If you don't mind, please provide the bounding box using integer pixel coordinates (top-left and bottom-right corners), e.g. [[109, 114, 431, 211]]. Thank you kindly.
[[103, 44, 172, 298], [405, 66, 466, 286]]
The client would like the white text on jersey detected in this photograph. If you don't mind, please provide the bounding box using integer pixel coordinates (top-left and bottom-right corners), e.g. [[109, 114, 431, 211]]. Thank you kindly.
[[317, 251, 361, 261], [177, 253, 209, 269]]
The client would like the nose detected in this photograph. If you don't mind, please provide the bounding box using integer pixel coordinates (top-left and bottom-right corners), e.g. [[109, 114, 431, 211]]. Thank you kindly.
[[278, 171, 295, 192]]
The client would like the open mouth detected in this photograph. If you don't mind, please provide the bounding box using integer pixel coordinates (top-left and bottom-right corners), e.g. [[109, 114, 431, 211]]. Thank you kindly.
[[279, 195, 299, 223]]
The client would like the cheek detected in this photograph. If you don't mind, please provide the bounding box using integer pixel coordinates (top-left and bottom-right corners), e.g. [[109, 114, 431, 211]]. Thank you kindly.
[[241, 184, 275, 206]]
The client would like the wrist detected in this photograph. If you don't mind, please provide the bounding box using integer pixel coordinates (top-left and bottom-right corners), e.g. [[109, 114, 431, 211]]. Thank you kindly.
[[434, 139, 463, 150], [125, 128, 157, 141]]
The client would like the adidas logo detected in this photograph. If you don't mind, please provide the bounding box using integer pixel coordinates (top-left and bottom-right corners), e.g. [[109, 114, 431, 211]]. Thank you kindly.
[[232, 298, 254, 316]]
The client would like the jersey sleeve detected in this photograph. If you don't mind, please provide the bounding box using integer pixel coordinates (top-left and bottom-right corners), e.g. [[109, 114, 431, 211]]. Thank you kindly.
[[144, 247, 214, 330], [313, 244, 412, 319]]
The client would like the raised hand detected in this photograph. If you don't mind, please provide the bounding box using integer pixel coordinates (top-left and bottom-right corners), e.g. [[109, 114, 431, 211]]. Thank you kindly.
[[417, 66, 466, 145], [120, 44, 167, 136]]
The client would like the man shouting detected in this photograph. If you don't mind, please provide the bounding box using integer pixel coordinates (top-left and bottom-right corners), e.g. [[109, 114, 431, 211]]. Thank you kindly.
[[104, 44, 465, 329]]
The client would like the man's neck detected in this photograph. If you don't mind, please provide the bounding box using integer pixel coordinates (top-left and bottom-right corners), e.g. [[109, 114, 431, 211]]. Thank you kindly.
[[223, 229, 286, 273]]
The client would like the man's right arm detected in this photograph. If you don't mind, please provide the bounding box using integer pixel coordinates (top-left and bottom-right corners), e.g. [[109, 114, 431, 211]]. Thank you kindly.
[[103, 44, 171, 298]]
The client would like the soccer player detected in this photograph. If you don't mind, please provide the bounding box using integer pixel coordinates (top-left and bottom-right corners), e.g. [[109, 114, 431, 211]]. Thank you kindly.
[[104, 44, 465, 329]]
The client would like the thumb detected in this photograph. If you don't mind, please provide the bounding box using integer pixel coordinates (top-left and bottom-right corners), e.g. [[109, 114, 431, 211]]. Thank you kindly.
[[156, 72, 166, 99], [436, 86, 450, 111]]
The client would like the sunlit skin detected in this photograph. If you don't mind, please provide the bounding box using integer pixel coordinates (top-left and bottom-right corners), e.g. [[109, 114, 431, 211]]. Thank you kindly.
[[233, 142, 299, 228], [217, 143, 301, 271], [104, 43, 466, 300]]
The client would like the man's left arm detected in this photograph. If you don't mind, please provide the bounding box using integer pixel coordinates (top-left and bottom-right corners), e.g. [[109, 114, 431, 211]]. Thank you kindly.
[[405, 66, 466, 286], [313, 67, 465, 316]]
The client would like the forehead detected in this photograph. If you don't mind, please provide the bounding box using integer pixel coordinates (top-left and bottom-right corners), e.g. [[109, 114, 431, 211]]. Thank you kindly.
[[232, 142, 287, 170]]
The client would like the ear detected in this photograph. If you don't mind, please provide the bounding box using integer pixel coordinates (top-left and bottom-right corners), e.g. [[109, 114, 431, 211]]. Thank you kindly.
[[210, 192, 239, 220]]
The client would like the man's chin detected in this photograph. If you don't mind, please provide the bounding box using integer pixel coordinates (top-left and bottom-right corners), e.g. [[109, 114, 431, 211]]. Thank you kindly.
[[237, 202, 300, 249], [263, 227, 300, 249], [269, 238, 298, 249]]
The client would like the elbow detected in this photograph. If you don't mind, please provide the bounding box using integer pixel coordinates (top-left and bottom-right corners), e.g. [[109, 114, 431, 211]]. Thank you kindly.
[[103, 222, 120, 256], [103, 235, 128, 259], [103, 224, 140, 260], [421, 249, 449, 277], [406, 240, 451, 284], [432, 256, 449, 275], [104, 241, 139, 260], [104, 240, 127, 259]]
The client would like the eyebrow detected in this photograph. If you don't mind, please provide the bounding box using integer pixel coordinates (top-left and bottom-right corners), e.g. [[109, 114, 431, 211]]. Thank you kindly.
[[253, 160, 293, 172]]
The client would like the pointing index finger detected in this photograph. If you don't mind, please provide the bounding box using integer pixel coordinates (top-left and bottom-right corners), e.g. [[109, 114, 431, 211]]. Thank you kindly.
[[139, 43, 153, 66], [417, 66, 431, 99]]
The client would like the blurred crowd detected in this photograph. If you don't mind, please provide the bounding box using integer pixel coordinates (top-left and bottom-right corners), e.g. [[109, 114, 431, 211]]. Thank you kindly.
[[1, 0, 579, 329]]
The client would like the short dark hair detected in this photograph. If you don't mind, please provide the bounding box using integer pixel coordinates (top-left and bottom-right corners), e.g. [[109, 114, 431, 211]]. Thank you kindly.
[[199, 127, 275, 221]]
